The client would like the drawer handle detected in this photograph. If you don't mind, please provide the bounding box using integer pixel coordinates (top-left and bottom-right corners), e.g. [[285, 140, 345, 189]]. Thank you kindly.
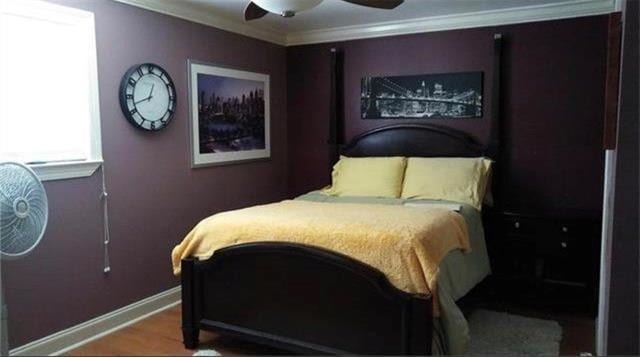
[[514, 221, 520, 229], [561, 241, 568, 248], [562, 226, 569, 233]]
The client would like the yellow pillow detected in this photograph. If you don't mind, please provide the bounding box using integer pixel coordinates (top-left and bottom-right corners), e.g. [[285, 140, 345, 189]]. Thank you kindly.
[[401, 157, 492, 210], [324, 156, 407, 198]]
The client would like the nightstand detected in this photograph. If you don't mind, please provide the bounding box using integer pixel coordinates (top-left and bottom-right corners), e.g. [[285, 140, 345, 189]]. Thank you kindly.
[[483, 210, 601, 315]]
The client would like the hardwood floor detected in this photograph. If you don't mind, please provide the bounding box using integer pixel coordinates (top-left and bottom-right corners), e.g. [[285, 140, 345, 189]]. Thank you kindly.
[[67, 303, 595, 356], [66, 305, 283, 356]]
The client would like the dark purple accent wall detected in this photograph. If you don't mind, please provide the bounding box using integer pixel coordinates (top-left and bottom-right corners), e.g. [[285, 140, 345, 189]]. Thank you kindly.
[[607, 0, 639, 354], [287, 16, 608, 216], [2, 0, 288, 348]]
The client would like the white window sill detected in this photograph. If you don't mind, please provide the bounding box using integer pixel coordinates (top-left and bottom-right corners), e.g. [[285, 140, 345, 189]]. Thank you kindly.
[[30, 160, 102, 182]]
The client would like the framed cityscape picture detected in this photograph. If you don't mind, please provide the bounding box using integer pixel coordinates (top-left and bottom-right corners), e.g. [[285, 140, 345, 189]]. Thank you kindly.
[[188, 60, 270, 167], [361, 71, 483, 119]]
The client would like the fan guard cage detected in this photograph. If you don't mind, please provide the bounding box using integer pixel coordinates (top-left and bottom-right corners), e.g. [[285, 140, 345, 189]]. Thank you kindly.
[[0, 162, 48, 259]]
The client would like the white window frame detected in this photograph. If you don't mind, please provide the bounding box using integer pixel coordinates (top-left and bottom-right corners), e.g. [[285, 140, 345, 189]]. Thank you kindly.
[[0, 0, 103, 181]]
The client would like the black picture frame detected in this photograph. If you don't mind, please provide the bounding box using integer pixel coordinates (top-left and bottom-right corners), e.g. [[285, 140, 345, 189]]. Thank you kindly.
[[361, 71, 483, 120]]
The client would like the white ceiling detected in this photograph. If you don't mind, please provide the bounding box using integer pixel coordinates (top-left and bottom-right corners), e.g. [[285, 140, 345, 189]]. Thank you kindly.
[[114, 0, 616, 45], [186, 0, 567, 33]]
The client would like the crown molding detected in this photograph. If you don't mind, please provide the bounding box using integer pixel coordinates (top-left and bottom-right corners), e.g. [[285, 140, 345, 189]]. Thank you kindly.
[[285, 0, 616, 45], [112, 0, 615, 47], [112, 0, 287, 45]]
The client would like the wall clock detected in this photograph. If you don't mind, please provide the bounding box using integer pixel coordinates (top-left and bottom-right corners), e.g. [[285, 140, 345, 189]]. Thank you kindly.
[[119, 63, 176, 131]]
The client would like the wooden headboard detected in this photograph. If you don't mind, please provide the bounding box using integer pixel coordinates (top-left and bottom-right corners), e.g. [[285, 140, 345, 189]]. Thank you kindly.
[[330, 33, 503, 163], [341, 124, 487, 159], [328, 34, 503, 207]]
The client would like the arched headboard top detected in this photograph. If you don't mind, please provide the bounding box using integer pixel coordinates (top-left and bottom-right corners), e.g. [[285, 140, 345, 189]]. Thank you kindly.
[[341, 124, 486, 158]]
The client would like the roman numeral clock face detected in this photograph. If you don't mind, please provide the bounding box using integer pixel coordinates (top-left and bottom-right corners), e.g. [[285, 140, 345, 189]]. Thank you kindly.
[[119, 63, 176, 131]]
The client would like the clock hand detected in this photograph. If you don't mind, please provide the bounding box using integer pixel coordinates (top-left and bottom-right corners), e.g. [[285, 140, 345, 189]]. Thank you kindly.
[[147, 84, 155, 101], [133, 84, 156, 105]]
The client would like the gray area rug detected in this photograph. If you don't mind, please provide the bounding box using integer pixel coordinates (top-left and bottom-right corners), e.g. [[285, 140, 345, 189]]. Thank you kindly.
[[193, 309, 563, 356], [467, 309, 563, 356]]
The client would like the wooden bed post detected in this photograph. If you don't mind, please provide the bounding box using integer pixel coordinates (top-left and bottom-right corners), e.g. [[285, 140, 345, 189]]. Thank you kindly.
[[181, 258, 199, 349], [486, 33, 503, 209], [329, 47, 344, 174], [486, 33, 502, 160]]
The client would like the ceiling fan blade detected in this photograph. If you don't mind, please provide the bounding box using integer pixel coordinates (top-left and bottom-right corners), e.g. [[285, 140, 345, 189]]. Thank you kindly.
[[244, 1, 269, 21], [341, 0, 404, 10]]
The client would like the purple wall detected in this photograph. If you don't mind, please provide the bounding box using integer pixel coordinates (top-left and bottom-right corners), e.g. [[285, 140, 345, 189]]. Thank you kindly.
[[3, 0, 288, 347], [607, 0, 639, 353], [287, 16, 608, 215]]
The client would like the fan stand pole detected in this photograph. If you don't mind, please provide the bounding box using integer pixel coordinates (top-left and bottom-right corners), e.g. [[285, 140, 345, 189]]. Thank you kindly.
[[0, 284, 7, 355]]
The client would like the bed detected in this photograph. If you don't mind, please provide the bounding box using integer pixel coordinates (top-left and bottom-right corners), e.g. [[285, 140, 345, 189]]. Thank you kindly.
[[177, 123, 494, 355]]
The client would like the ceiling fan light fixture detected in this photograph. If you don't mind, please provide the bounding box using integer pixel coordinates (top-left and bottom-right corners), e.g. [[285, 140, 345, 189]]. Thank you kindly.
[[252, 0, 323, 17], [245, 0, 403, 21]]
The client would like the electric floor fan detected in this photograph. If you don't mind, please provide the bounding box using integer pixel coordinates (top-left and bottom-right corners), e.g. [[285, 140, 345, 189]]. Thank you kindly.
[[0, 162, 49, 355]]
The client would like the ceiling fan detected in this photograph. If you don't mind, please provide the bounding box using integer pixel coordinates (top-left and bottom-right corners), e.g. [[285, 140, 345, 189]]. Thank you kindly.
[[244, 0, 404, 21]]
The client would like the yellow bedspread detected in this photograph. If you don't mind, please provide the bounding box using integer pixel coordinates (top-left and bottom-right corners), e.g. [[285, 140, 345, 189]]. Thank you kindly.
[[171, 200, 470, 313]]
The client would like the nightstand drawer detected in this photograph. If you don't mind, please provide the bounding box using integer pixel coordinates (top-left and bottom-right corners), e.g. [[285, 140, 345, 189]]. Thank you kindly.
[[542, 243, 590, 285], [555, 222, 575, 235], [539, 234, 582, 256], [500, 215, 551, 236], [553, 220, 594, 236]]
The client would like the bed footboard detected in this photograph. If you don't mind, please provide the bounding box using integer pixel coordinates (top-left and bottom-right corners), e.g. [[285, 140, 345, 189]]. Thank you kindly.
[[181, 242, 432, 355]]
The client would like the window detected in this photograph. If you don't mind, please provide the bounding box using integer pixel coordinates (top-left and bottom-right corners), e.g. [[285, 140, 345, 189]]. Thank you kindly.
[[0, 0, 102, 181]]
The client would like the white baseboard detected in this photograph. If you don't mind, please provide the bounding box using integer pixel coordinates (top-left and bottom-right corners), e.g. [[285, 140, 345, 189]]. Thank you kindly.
[[10, 286, 181, 356]]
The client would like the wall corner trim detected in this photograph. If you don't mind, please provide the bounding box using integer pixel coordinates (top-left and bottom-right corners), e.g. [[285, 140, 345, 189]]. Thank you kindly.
[[112, 0, 288, 45], [285, 0, 616, 45], [9, 286, 181, 356]]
